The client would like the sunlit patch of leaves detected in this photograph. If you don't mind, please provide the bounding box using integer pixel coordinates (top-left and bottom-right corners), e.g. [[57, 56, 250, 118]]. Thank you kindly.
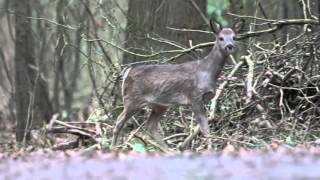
[[100, 131, 110, 151], [128, 138, 147, 153]]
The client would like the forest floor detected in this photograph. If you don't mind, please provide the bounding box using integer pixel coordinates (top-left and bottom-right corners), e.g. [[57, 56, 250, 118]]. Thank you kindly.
[[2, 121, 320, 180], [1, 145, 320, 180], [2, 101, 319, 178]]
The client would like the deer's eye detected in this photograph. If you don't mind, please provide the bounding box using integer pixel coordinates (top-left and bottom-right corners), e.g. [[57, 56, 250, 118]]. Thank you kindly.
[[219, 37, 224, 41], [233, 36, 236, 40]]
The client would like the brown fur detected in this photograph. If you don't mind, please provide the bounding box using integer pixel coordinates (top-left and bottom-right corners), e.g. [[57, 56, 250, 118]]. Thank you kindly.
[[111, 19, 245, 149]]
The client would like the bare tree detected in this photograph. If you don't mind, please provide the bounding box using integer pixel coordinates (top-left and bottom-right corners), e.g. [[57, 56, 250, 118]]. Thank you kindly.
[[123, 0, 209, 64], [14, 0, 34, 142], [14, 0, 52, 143]]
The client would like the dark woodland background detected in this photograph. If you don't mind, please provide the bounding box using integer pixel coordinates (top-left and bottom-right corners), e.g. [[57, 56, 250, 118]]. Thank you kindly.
[[1, 0, 320, 152]]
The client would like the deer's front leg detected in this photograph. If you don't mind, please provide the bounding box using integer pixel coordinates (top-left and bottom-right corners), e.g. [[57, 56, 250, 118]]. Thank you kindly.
[[192, 100, 209, 137]]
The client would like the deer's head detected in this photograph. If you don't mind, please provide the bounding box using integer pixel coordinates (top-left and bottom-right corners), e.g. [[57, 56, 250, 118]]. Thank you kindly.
[[210, 19, 245, 54]]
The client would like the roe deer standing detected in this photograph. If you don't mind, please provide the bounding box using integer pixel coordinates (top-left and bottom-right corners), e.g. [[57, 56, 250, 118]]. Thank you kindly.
[[111, 19, 245, 150]]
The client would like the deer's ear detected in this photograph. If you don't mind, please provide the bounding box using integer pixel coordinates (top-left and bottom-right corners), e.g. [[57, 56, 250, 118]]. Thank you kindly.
[[210, 19, 222, 34], [232, 19, 245, 33]]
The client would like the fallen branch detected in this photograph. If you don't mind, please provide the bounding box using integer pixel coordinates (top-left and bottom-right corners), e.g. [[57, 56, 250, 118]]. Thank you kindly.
[[53, 120, 98, 135], [52, 139, 80, 150], [47, 127, 96, 140], [244, 53, 254, 104], [46, 117, 105, 146]]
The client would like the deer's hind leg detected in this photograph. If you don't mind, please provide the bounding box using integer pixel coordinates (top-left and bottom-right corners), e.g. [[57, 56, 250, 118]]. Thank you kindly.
[[111, 105, 139, 148], [145, 105, 169, 150]]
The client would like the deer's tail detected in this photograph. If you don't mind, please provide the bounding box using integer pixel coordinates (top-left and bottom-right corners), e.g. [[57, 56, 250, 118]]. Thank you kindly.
[[121, 67, 133, 96]]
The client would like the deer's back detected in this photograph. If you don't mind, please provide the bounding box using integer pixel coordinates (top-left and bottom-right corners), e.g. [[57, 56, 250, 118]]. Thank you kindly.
[[122, 62, 200, 106]]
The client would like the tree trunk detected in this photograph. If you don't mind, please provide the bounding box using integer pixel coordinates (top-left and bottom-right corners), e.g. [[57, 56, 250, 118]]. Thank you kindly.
[[123, 0, 208, 64], [14, 0, 53, 143], [64, 4, 86, 116], [53, 0, 67, 113], [14, 0, 34, 142]]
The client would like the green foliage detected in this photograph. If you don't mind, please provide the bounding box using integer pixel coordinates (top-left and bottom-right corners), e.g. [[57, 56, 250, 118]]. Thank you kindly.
[[129, 138, 147, 153], [207, 0, 230, 26], [120, 20, 127, 30], [87, 108, 109, 122], [128, 137, 165, 153], [100, 132, 110, 150], [61, 110, 69, 120], [286, 136, 295, 146], [132, 143, 146, 153]]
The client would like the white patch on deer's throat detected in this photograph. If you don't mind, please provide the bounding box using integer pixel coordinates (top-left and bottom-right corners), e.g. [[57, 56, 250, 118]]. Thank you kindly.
[[197, 72, 211, 89]]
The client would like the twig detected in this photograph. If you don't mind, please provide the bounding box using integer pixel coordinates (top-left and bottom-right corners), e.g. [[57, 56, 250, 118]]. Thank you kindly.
[[209, 60, 245, 118], [243, 53, 254, 104], [237, 19, 319, 39], [52, 139, 79, 150], [54, 120, 98, 135], [189, 0, 208, 24], [47, 113, 60, 130], [167, 27, 212, 34], [48, 128, 97, 142]]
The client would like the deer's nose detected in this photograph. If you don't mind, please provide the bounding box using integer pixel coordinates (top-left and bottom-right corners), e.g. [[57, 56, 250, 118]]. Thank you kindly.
[[225, 44, 234, 51]]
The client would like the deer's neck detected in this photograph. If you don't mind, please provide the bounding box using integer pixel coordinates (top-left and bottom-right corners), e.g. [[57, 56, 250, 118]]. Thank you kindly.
[[199, 44, 228, 81]]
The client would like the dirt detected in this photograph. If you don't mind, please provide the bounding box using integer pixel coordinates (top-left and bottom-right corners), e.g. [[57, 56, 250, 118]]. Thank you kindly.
[[1, 146, 320, 180]]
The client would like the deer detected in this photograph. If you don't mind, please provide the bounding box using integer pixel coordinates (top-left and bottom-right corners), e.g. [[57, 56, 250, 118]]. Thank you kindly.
[[111, 18, 245, 150]]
